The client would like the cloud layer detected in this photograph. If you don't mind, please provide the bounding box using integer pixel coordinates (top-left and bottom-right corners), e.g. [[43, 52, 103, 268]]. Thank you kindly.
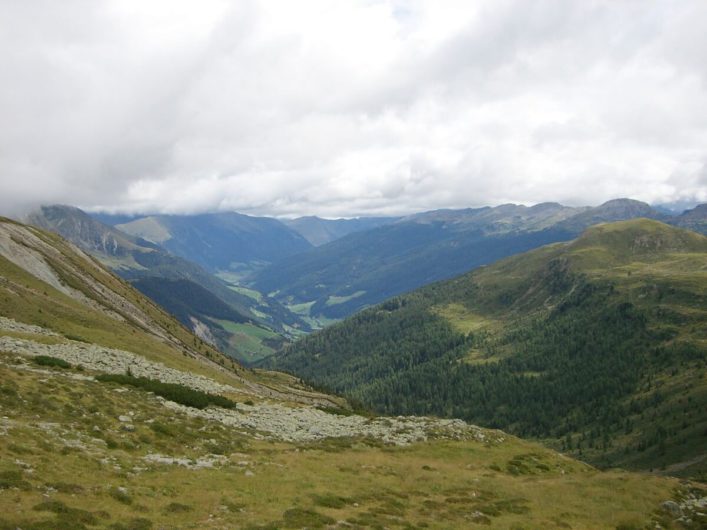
[[1, 0, 706, 217]]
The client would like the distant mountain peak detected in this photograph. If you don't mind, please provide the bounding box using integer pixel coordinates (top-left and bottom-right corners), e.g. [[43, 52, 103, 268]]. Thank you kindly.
[[527, 201, 564, 212], [284, 215, 398, 246], [596, 198, 653, 212], [672, 203, 707, 235], [681, 203, 707, 218]]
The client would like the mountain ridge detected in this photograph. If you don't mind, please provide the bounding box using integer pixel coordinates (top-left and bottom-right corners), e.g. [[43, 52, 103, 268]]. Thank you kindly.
[[252, 198, 675, 322]]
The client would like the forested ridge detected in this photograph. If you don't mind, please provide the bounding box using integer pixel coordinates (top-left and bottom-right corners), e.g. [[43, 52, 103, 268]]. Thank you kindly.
[[266, 220, 707, 477]]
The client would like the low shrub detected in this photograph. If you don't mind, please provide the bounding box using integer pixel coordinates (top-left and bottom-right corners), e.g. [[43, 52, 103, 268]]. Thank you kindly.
[[312, 494, 355, 509], [317, 405, 355, 417], [108, 518, 153, 530], [45, 482, 84, 494], [163, 502, 192, 513], [33, 500, 98, 525], [148, 422, 172, 438], [95, 374, 236, 410], [0, 470, 31, 490], [281, 508, 335, 529], [32, 356, 71, 369], [109, 487, 133, 505]]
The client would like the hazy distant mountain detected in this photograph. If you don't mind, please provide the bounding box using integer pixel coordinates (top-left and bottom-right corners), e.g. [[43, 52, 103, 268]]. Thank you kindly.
[[283, 216, 399, 246], [89, 212, 143, 226], [26, 205, 309, 361], [653, 199, 702, 214], [673, 203, 707, 234], [400, 202, 584, 232], [116, 212, 312, 277], [254, 200, 668, 321], [26, 205, 161, 262]]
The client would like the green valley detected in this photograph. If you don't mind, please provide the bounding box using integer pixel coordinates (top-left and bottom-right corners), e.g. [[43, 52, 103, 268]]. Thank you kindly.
[[25, 205, 309, 362], [266, 219, 707, 480]]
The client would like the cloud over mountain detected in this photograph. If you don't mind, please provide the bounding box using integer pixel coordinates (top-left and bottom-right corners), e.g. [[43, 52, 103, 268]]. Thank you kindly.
[[1, 0, 706, 217]]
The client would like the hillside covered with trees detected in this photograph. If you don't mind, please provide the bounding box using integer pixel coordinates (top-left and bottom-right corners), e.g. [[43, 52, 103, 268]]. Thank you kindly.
[[266, 219, 707, 478]]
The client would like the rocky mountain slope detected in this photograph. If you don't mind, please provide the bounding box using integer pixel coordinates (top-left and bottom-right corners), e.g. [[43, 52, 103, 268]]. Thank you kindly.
[[266, 219, 707, 480], [1, 217, 704, 528]]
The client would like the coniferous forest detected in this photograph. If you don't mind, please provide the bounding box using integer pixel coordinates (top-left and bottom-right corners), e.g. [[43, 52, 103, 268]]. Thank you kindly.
[[266, 220, 707, 476]]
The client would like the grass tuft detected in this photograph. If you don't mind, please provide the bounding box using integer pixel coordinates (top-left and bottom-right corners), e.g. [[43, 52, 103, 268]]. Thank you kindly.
[[281, 508, 335, 528], [312, 494, 355, 509], [163, 502, 192, 513], [108, 518, 153, 530], [33, 500, 98, 525]]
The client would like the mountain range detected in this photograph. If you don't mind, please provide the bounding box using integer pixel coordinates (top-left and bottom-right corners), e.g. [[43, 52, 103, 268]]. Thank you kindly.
[[3, 216, 698, 528], [25, 199, 707, 359], [283, 215, 398, 246], [253, 198, 705, 321]]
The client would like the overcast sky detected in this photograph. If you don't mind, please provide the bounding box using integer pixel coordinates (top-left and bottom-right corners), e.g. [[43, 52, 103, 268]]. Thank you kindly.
[[1, 0, 706, 218]]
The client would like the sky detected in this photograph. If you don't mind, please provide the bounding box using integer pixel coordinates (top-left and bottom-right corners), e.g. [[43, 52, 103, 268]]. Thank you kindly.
[[0, 0, 706, 218]]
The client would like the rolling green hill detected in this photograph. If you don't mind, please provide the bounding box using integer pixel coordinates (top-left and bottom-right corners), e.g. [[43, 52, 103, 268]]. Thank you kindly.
[[3, 217, 701, 528], [266, 219, 707, 479]]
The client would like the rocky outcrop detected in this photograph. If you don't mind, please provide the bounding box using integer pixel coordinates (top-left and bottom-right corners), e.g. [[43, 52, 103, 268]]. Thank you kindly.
[[0, 320, 500, 447], [161, 399, 496, 446], [0, 316, 61, 336], [0, 335, 238, 396]]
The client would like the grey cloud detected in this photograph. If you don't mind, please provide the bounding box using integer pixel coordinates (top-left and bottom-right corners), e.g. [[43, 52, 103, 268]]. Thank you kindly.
[[0, 0, 705, 218]]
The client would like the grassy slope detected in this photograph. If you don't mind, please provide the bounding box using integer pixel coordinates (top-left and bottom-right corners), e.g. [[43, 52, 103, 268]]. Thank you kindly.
[[0, 359, 700, 530], [269, 220, 707, 479], [0, 218, 303, 393], [213, 320, 282, 364]]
